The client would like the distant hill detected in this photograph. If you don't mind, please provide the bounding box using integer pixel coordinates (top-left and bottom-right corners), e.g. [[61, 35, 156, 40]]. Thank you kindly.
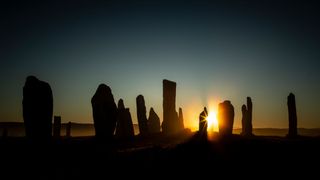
[[1, 122, 320, 137], [233, 128, 320, 137]]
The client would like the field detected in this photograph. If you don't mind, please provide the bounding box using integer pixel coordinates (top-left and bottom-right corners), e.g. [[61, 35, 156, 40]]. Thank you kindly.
[[0, 129, 320, 179]]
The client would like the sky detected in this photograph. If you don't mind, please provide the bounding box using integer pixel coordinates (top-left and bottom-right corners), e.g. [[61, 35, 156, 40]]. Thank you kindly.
[[1, 0, 320, 130]]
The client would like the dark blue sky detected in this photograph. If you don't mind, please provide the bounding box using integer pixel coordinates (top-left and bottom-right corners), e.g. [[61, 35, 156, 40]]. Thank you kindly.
[[1, 0, 320, 129]]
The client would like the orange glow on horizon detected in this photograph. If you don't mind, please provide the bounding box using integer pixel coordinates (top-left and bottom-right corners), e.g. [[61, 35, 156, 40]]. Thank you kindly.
[[206, 111, 219, 132], [183, 97, 221, 132]]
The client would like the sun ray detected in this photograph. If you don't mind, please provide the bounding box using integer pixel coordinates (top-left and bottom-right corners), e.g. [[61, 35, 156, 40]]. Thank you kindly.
[[206, 111, 219, 132]]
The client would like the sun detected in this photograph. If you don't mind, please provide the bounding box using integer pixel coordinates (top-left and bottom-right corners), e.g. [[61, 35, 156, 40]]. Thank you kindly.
[[206, 111, 219, 132]]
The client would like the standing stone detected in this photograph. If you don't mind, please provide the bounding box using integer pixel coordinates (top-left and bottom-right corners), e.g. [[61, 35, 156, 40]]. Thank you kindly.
[[23, 76, 53, 141], [53, 116, 61, 138], [247, 97, 253, 135], [178, 107, 185, 130], [287, 93, 298, 138], [118, 99, 125, 109], [91, 84, 117, 139], [66, 122, 71, 138], [136, 95, 148, 135], [162, 79, 180, 134], [199, 107, 208, 134], [241, 97, 253, 136], [148, 108, 161, 134], [115, 99, 134, 139], [241, 105, 247, 135], [217, 100, 234, 136]]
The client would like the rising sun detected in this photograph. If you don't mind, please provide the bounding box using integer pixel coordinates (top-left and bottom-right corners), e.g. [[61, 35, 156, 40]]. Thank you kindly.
[[206, 111, 219, 132]]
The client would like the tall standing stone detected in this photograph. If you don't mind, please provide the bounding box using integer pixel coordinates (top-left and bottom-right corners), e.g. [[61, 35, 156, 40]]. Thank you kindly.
[[178, 107, 185, 130], [241, 105, 247, 135], [136, 95, 148, 135], [162, 79, 180, 134], [53, 116, 61, 138], [217, 100, 234, 136], [23, 76, 53, 141], [148, 108, 161, 134], [199, 107, 208, 134], [287, 93, 298, 137], [91, 84, 117, 139], [247, 97, 253, 135], [116, 99, 134, 139], [241, 97, 253, 136]]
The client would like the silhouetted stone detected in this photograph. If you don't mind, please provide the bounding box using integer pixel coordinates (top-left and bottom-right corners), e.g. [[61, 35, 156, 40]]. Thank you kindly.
[[162, 79, 181, 134], [199, 107, 208, 134], [148, 108, 160, 133], [53, 116, 61, 138], [136, 95, 148, 135], [218, 100, 234, 136], [178, 107, 185, 130], [115, 99, 134, 139], [91, 84, 117, 139], [247, 97, 253, 134], [241, 97, 253, 136], [23, 76, 53, 141], [66, 122, 71, 138], [118, 99, 125, 109], [287, 93, 298, 138], [241, 104, 247, 135]]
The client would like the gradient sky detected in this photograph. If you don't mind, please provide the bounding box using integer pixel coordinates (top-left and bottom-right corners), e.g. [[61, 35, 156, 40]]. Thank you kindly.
[[1, 0, 320, 130]]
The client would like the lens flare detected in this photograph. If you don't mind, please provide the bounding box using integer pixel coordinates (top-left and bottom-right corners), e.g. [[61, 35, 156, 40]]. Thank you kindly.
[[206, 111, 219, 132]]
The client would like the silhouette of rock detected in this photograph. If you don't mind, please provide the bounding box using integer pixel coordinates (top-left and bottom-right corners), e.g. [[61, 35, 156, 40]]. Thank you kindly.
[[53, 116, 61, 138], [115, 99, 134, 139], [199, 107, 208, 134], [287, 93, 298, 138], [136, 95, 148, 135], [148, 108, 160, 133], [247, 97, 253, 134], [91, 84, 117, 139], [218, 100, 234, 136], [241, 97, 253, 136], [241, 104, 247, 135], [178, 107, 185, 130], [162, 79, 181, 134], [118, 99, 125, 109], [66, 121, 71, 138], [23, 76, 53, 141]]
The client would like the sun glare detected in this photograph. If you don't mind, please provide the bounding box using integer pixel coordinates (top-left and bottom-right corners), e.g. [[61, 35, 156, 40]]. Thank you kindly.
[[206, 111, 219, 132]]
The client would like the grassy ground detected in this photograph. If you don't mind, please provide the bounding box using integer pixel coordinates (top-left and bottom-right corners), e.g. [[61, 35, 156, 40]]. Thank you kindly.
[[0, 131, 320, 179]]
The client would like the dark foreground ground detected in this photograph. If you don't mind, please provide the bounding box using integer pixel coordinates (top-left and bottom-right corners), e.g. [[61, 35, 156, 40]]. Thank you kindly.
[[1, 132, 320, 179]]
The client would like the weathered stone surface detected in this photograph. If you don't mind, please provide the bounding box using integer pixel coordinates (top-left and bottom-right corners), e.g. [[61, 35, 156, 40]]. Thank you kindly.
[[91, 84, 117, 139], [178, 107, 185, 130], [116, 99, 134, 139], [241, 97, 253, 136], [241, 104, 247, 135], [136, 95, 148, 135], [218, 100, 234, 136], [23, 76, 53, 141], [118, 99, 125, 109], [287, 93, 298, 138], [162, 79, 181, 134], [148, 108, 160, 134]]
